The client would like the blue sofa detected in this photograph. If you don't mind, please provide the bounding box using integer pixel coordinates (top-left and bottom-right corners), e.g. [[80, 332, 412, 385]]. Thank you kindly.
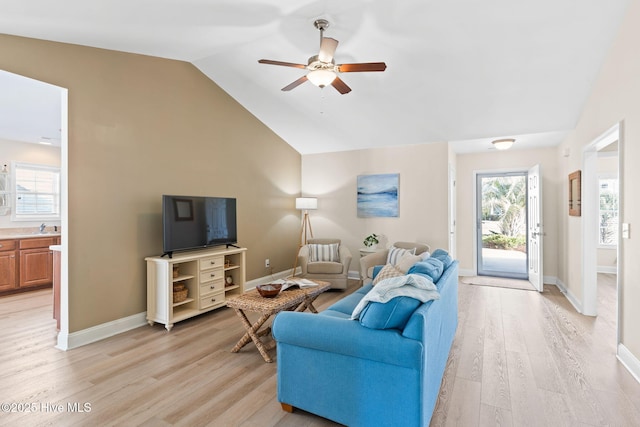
[[272, 251, 458, 427]]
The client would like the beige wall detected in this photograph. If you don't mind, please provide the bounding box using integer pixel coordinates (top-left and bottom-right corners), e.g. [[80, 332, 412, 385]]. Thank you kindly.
[[0, 35, 301, 332], [455, 147, 559, 277], [557, 0, 640, 357], [301, 142, 451, 272], [0, 138, 62, 229]]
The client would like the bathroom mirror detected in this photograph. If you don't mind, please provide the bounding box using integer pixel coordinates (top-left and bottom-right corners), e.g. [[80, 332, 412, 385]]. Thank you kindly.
[[569, 170, 581, 216]]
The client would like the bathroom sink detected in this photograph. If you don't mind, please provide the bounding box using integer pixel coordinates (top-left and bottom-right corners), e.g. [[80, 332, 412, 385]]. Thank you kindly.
[[32, 231, 50, 235]]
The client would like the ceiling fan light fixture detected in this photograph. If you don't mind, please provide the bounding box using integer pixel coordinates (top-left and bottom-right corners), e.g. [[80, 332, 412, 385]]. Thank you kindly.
[[492, 138, 516, 150], [307, 69, 336, 88]]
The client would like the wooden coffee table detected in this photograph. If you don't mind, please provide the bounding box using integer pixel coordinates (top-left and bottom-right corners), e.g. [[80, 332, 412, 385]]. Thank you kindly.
[[226, 281, 331, 362]]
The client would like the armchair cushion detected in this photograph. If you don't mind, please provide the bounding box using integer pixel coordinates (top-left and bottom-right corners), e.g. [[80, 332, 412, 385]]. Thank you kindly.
[[359, 296, 422, 330], [307, 261, 344, 274], [309, 243, 340, 262]]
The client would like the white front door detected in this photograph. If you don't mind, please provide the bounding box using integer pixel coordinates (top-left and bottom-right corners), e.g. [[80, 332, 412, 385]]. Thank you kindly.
[[527, 164, 543, 292]]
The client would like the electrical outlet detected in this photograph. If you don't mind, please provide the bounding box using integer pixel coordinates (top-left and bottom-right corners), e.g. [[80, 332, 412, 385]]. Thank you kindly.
[[265, 258, 270, 268]]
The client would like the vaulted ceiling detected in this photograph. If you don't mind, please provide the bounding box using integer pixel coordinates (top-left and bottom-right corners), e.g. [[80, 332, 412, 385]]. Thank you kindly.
[[0, 0, 630, 154]]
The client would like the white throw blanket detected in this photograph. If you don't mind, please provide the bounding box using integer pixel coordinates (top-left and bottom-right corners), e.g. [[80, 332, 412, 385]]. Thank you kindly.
[[350, 274, 440, 320]]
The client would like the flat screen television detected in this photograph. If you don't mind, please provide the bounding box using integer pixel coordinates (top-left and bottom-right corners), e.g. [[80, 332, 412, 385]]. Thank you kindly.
[[162, 195, 238, 257]]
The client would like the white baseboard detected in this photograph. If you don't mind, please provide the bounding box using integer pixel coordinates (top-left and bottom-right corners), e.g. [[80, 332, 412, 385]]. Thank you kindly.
[[618, 344, 640, 384], [348, 270, 361, 280], [555, 278, 584, 314], [245, 267, 301, 291], [597, 266, 617, 274], [459, 268, 475, 277], [56, 311, 148, 351], [56, 267, 359, 351]]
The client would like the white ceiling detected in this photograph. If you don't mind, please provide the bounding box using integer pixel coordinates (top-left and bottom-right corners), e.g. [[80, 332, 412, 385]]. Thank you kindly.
[[0, 0, 630, 154]]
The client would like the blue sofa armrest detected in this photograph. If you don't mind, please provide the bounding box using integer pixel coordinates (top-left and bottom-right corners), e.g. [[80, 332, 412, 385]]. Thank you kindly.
[[272, 311, 423, 369]]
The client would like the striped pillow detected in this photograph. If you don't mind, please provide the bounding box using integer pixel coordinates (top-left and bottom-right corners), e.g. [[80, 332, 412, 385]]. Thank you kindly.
[[387, 246, 416, 266], [309, 243, 340, 263]]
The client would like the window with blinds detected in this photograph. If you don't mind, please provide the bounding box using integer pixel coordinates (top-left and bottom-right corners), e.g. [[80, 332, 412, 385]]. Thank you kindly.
[[13, 162, 61, 220]]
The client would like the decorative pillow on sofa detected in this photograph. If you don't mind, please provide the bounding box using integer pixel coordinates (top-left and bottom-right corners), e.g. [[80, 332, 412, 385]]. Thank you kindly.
[[387, 246, 416, 266], [431, 249, 453, 268], [408, 257, 444, 282], [372, 263, 403, 285], [358, 296, 422, 330], [309, 243, 340, 263], [396, 252, 422, 274]]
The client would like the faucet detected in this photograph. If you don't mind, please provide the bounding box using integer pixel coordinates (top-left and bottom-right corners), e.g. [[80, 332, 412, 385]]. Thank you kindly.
[[40, 223, 46, 233]]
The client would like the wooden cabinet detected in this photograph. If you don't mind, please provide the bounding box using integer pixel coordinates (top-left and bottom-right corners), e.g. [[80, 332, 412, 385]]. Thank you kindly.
[[0, 236, 59, 295], [19, 237, 56, 288], [19, 248, 53, 288], [0, 240, 17, 291], [146, 247, 247, 330]]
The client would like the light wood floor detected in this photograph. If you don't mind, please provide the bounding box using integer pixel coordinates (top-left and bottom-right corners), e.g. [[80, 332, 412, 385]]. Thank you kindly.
[[1, 275, 639, 426]]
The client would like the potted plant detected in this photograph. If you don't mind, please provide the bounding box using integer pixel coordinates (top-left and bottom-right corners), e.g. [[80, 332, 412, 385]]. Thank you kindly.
[[363, 233, 379, 249]]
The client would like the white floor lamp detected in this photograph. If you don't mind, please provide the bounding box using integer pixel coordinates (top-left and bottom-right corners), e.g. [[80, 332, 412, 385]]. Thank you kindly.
[[291, 197, 317, 277]]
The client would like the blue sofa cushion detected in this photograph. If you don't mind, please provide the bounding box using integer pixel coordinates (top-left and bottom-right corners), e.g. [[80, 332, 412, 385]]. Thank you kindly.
[[431, 249, 453, 269], [372, 264, 384, 279], [408, 257, 444, 282], [326, 290, 368, 315], [359, 296, 422, 330]]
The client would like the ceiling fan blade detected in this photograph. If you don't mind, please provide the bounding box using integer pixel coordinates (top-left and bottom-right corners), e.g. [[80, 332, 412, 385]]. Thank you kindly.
[[259, 59, 307, 69], [318, 37, 339, 63], [281, 75, 308, 91], [337, 62, 387, 72], [331, 76, 352, 94]]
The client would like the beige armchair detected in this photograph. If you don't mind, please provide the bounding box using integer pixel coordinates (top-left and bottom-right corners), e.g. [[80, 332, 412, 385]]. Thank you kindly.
[[360, 241, 431, 286], [297, 238, 352, 289]]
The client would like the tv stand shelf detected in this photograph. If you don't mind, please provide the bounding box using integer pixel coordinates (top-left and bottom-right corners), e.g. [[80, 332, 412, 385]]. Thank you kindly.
[[146, 246, 247, 331]]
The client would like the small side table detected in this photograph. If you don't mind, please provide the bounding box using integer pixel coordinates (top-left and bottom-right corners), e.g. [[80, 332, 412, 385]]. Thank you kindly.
[[359, 247, 385, 257], [226, 281, 331, 362]]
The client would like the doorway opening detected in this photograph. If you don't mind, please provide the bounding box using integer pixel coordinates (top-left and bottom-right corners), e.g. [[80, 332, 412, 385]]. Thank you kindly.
[[582, 122, 621, 345], [0, 69, 68, 349], [476, 172, 528, 280]]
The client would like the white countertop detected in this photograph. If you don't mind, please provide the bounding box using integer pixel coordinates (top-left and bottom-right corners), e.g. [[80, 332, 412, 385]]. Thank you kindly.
[[0, 228, 61, 240]]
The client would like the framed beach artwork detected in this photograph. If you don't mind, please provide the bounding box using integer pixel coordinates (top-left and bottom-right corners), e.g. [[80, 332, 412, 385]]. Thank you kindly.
[[357, 173, 399, 218]]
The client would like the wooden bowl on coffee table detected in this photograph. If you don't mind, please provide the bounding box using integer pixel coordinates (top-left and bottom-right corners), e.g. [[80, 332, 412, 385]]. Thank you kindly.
[[256, 284, 282, 298]]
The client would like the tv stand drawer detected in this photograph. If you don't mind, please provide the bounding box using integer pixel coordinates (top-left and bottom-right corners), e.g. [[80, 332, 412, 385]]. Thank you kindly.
[[200, 291, 225, 310], [200, 269, 224, 283], [200, 279, 225, 296], [200, 255, 224, 271]]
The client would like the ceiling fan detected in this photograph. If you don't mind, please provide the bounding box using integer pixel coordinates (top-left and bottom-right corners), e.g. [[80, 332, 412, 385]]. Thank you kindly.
[[258, 19, 387, 95]]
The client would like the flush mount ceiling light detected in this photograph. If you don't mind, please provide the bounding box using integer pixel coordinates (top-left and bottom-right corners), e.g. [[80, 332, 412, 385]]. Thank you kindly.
[[492, 138, 516, 150], [306, 69, 336, 88]]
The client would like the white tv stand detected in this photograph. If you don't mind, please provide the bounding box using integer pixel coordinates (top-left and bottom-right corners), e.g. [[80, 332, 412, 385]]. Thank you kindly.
[[145, 246, 247, 330]]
